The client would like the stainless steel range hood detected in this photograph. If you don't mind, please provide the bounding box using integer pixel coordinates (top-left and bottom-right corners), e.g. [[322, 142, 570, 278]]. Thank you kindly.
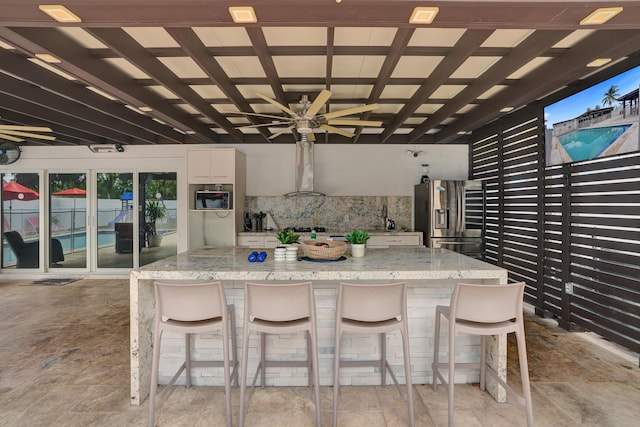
[[284, 138, 325, 197]]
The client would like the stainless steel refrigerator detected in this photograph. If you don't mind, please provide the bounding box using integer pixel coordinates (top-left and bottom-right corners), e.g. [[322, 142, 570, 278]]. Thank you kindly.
[[414, 180, 485, 259]]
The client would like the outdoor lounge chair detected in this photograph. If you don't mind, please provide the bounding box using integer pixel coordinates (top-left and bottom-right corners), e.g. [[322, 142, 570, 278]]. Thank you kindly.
[[3, 230, 64, 268]]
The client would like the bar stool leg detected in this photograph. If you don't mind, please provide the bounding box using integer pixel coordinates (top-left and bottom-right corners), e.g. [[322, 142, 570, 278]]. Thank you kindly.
[[310, 327, 322, 427], [239, 328, 251, 427], [448, 321, 456, 427], [380, 332, 387, 386], [333, 326, 342, 427], [401, 327, 415, 427], [432, 309, 441, 390], [185, 333, 192, 388], [516, 327, 534, 427], [148, 328, 162, 427]]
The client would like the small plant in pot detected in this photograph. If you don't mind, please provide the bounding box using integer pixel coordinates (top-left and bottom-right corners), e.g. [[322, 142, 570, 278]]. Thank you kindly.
[[145, 199, 166, 247], [345, 229, 370, 257], [276, 229, 300, 245]]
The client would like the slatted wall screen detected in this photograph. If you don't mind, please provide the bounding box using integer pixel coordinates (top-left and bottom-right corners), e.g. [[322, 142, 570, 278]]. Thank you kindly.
[[471, 111, 640, 355]]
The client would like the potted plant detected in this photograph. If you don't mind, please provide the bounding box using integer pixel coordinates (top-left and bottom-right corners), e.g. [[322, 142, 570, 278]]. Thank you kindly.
[[345, 229, 370, 257], [145, 199, 166, 247], [276, 229, 300, 245]]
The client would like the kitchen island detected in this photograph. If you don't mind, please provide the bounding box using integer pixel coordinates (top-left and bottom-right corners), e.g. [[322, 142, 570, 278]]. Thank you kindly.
[[130, 246, 508, 405]]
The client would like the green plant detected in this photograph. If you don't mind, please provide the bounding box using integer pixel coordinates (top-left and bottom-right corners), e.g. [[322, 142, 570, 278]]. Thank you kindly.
[[345, 229, 370, 244], [276, 229, 300, 244], [145, 199, 166, 234]]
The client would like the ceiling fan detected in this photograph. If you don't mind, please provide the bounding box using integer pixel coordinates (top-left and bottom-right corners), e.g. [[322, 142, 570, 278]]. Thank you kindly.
[[0, 124, 56, 143], [234, 90, 382, 141]]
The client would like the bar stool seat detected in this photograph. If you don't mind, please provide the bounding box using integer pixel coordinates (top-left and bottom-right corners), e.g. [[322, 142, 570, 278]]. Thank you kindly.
[[148, 280, 238, 427], [333, 282, 414, 427], [239, 281, 321, 427], [432, 281, 534, 427]]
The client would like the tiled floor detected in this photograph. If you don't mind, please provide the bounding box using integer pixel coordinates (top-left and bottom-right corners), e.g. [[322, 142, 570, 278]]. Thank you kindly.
[[0, 278, 638, 426]]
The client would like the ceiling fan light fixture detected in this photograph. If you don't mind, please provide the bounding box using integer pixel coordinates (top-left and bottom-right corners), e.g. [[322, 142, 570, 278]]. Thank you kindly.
[[409, 7, 439, 24], [229, 6, 257, 23], [580, 7, 623, 25], [297, 120, 313, 134], [38, 4, 82, 23]]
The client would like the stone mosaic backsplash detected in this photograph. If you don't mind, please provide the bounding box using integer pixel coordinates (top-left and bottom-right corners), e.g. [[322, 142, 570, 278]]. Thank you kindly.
[[245, 196, 412, 231]]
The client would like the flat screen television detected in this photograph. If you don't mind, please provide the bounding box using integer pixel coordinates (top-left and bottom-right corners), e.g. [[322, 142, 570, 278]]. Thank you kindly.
[[544, 65, 640, 166]]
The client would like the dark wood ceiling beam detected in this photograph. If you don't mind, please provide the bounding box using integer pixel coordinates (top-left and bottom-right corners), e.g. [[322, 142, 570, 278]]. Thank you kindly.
[[87, 27, 244, 142], [0, 26, 217, 142], [379, 29, 493, 143], [245, 27, 288, 107], [408, 29, 572, 143], [0, 49, 179, 144], [435, 31, 640, 144], [166, 27, 271, 141]]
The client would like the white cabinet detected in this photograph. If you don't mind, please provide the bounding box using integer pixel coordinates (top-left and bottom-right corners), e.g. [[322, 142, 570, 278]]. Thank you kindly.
[[187, 149, 235, 183], [367, 234, 422, 248], [237, 235, 281, 248]]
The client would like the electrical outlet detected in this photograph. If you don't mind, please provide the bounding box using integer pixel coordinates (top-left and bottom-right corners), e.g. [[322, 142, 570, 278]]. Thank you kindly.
[[565, 282, 574, 295]]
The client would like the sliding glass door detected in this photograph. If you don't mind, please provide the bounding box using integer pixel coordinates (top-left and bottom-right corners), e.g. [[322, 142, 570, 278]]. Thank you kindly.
[[49, 173, 87, 269], [2, 173, 40, 269], [96, 172, 134, 269]]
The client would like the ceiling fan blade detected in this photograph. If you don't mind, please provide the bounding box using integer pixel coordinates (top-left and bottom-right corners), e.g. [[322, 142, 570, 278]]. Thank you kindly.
[[268, 125, 295, 140], [319, 124, 355, 138], [0, 125, 52, 132], [256, 93, 298, 117], [323, 103, 379, 119], [327, 119, 382, 127], [226, 111, 292, 121], [238, 121, 290, 129], [0, 129, 56, 140], [0, 132, 23, 142], [306, 132, 316, 142], [303, 89, 331, 119]]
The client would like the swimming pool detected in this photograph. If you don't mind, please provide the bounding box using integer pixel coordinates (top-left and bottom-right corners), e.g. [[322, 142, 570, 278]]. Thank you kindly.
[[558, 124, 631, 162]]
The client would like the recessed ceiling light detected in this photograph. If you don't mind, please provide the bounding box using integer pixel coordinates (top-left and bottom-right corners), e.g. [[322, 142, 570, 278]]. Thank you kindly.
[[587, 58, 612, 67], [580, 7, 623, 25], [229, 6, 257, 23], [38, 4, 82, 23], [34, 53, 61, 63], [86, 86, 117, 101], [409, 7, 439, 24], [500, 107, 514, 113]]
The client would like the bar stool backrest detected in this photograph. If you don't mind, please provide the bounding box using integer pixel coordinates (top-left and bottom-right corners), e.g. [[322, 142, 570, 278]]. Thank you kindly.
[[155, 280, 225, 322], [451, 282, 525, 324], [339, 282, 406, 322], [246, 282, 314, 322]]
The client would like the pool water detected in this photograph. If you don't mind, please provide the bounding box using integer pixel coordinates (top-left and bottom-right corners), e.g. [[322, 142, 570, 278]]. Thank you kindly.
[[558, 125, 631, 162]]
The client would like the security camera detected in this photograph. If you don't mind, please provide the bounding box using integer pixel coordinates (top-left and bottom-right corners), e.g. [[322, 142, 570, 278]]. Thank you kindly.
[[407, 150, 422, 158]]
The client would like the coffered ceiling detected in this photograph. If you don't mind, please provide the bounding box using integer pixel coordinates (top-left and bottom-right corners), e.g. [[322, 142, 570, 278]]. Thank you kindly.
[[0, 1, 639, 147]]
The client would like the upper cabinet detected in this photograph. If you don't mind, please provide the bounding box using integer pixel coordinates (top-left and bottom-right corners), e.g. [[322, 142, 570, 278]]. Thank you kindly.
[[187, 149, 236, 184]]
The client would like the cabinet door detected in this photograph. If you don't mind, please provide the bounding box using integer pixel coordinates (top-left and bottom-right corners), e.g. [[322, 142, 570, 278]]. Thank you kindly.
[[187, 150, 212, 183], [210, 150, 235, 183]]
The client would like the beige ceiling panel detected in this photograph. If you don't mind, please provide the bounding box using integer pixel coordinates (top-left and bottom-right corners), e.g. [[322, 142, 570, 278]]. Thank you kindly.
[[57, 27, 106, 48], [0, 40, 14, 49], [216, 104, 240, 113], [450, 56, 501, 79], [250, 103, 283, 114], [440, 117, 457, 125], [391, 56, 443, 78], [426, 128, 440, 135], [331, 56, 385, 78], [228, 117, 251, 124], [158, 57, 207, 78], [237, 85, 275, 98], [415, 104, 444, 114], [123, 27, 179, 48], [360, 128, 385, 134], [175, 104, 200, 114], [334, 27, 397, 46], [282, 84, 327, 93], [198, 117, 215, 124], [103, 58, 149, 79], [481, 29, 534, 48], [190, 85, 225, 99], [393, 128, 412, 134], [457, 104, 479, 114], [554, 30, 594, 48], [263, 27, 326, 46], [478, 85, 508, 99], [373, 104, 403, 114], [193, 27, 251, 46], [379, 85, 419, 99], [431, 85, 466, 99], [508, 57, 553, 79], [216, 56, 266, 77], [404, 117, 425, 124], [213, 128, 229, 134], [408, 28, 466, 47], [146, 85, 178, 99], [330, 85, 373, 99], [239, 127, 260, 134], [273, 56, 326, 78]]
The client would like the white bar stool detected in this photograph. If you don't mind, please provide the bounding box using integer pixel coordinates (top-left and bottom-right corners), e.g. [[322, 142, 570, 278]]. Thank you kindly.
[[239, 281, 321, 427], [432, 281, 534, 427], [333, 282, 414, 427], [148, 280, 238, 427]]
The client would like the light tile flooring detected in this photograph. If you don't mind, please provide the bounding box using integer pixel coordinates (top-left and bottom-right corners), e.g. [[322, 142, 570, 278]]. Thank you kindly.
[[0, 278, 638, 426]]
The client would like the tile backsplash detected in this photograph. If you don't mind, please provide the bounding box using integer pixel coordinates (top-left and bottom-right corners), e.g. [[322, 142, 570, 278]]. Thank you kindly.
[[245, 196, 412, 231]]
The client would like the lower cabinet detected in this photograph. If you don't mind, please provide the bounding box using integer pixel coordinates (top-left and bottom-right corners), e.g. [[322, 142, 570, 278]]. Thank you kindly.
[[237, 235, 279, 248]]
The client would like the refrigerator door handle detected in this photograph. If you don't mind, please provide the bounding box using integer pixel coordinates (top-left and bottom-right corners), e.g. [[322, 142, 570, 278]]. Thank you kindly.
[[455, 181, 465, 234]]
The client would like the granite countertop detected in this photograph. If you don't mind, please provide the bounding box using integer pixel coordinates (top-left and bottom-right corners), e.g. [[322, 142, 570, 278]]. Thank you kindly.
[[238, 229, 421, 236], [131, 246, 505, 282]]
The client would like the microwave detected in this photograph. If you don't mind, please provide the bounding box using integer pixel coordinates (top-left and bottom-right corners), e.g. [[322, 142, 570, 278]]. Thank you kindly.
[[195, 191, 231, 210]]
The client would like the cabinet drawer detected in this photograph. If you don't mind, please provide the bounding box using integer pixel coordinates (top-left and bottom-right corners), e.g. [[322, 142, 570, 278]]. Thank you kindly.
[[237, 236, 265, 248], [367, 235, 421, 248]]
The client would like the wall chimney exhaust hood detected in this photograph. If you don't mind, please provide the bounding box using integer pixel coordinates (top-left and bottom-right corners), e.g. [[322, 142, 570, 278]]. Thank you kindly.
[[284, 138, 325, 197]]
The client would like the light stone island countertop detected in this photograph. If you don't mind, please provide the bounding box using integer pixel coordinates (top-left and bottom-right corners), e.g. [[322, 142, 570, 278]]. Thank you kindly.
[[238, 229, 422, 237]]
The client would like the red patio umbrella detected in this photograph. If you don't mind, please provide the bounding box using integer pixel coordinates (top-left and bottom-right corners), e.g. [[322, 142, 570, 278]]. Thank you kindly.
[[3, 181, 39, 201], [52, 187, 86, 196]]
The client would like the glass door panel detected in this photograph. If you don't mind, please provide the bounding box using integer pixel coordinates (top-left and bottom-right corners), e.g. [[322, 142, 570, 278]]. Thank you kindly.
[[139, 172, 177, 266], [2, 173, 41, 269], [97, 172, 134, 269], [49, 173, 87, 268]]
